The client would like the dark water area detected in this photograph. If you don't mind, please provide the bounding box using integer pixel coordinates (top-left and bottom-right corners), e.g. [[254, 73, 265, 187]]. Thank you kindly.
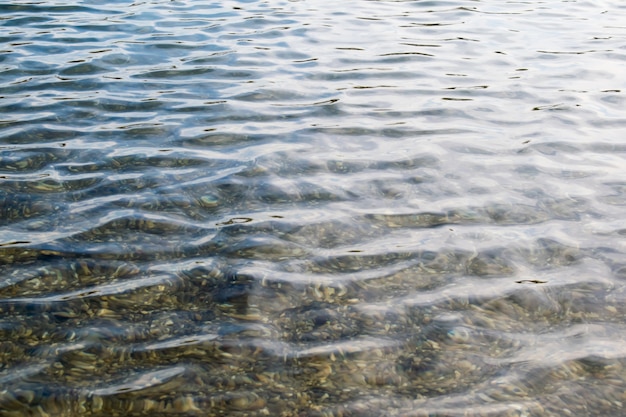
[[1, 0, 626, 416]]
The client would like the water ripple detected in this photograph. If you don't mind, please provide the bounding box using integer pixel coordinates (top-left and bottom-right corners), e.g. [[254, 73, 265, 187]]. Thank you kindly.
[[2, 0, 626, 416]]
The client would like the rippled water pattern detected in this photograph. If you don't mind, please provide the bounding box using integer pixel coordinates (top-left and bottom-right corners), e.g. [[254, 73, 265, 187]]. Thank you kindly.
[[1, 1, 626, 416]]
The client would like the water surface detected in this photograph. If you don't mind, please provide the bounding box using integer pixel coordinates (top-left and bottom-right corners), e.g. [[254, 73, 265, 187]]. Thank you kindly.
[[1, 1, 626, 416]]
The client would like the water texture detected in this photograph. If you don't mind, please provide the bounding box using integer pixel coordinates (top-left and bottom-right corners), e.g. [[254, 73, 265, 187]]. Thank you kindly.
[[1, 0, 626, 416]]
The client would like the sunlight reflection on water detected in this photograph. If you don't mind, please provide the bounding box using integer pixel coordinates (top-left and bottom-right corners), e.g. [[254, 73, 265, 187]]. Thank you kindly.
[[1, 0, 626, 416]]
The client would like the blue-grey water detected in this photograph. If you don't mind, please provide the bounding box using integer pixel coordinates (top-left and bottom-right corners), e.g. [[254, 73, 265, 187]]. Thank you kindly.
[[1, 1, 626, 416]]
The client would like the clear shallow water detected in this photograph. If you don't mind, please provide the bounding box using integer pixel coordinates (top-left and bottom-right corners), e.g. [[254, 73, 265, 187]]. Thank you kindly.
[[1, 0, 626, 416]]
